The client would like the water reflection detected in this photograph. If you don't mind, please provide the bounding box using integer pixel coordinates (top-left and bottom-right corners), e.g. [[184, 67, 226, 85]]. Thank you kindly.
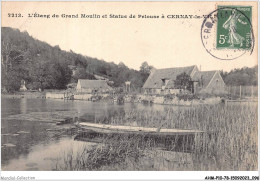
[[20, 98, 27, 114], [1, 98, 178, 171], [1, 119, 55, 166], [2, 137, 95, 171], [2, 98, 174, 119]]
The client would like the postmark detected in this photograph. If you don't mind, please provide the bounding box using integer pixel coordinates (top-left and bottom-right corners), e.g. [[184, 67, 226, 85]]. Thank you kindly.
[[201, 6, 254, 60]]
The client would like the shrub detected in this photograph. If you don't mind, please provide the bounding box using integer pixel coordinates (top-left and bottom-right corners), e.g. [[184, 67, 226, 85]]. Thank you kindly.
[[176, 94, 199, 101], [163, 94, 175, 100]]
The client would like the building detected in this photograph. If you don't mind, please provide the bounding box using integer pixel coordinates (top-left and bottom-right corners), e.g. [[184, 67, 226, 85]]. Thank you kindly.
[[143, 65, 226, 95], [192, 70, 225, 95], [76, 79, 112, 93]]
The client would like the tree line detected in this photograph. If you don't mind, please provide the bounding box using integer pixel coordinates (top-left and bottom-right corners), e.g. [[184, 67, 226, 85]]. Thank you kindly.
[[220, 66, 257, 86]]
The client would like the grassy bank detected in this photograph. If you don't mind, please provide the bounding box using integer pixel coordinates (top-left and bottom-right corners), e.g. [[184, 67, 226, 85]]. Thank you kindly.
[[54, 102, 257, 171]]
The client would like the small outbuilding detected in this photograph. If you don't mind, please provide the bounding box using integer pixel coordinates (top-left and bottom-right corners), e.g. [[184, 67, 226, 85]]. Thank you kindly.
[[76, 79, 112, 93]]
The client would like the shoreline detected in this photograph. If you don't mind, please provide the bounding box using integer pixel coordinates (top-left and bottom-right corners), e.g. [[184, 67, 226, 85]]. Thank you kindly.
[[1, 92, 46, 99], [2, 91, 257, 106]]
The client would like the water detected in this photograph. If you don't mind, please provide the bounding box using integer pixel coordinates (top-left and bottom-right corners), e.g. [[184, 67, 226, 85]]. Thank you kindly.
[[1, 98, 172, 171]]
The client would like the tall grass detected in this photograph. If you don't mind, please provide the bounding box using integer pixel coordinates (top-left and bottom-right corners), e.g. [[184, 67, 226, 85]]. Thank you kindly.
[[55, 102, 257, 171]]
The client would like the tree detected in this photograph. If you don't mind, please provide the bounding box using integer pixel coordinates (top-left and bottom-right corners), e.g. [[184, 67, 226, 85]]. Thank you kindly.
[[1, 69, 21, 92], [1, 41, 29, 92], [29, 60, 72, 90], [139, 61, 153, 83], [174, 72, 193, 91], [52, 62, 72, 89], [140, 61, 153, 74], [220, 66, 258, 86], [118, 62, 127, 69], [30, 61, 48, 90]]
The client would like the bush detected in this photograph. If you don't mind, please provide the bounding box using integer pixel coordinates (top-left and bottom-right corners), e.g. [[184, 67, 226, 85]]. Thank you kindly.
[[117, 94, 125, 103], [163, 94, 175, 100], [90, 95, 102, 101], [176, 94, 199, 101], [130, 94, 137, 102]]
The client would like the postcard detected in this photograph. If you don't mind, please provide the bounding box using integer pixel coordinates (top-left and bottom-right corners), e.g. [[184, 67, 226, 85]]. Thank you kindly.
[[1, 1, 258, 180]]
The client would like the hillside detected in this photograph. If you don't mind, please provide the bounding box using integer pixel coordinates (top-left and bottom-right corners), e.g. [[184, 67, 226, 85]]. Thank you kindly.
[[1, 27, 146, 92]]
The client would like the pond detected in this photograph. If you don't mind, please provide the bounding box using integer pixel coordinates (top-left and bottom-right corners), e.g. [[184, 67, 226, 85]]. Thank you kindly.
[[1, 97, 174, 171]]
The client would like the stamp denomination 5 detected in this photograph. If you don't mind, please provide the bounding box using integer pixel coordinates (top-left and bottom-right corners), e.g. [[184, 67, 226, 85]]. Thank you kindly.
[[201, 6, 254, 60]]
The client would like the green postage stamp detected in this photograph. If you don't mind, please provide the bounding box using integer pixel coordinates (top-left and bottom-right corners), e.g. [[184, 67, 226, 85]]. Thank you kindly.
[[216, 6, 252, 49]]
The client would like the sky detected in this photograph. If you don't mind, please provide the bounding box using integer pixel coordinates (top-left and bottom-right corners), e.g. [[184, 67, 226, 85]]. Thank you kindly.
[[2, 1, 258, 72]]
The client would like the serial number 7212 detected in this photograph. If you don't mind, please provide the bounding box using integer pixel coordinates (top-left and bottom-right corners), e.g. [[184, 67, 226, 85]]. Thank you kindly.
[[8, 13, 23, 17]]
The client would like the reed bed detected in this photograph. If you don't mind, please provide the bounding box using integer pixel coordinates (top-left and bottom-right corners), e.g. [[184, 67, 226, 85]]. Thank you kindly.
[[55, 102, 257, 171]]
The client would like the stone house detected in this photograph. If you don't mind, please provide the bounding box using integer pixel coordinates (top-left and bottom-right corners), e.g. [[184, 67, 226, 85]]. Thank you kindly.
[[143, 65, 226, 95], [76, 79, 112, 93]]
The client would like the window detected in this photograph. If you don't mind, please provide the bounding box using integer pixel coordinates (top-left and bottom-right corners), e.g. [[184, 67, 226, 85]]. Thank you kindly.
[[161, 79, 169, 86], [162, 79, 166, 85]]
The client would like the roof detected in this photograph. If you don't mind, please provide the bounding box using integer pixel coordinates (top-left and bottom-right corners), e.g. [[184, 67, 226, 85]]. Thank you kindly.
[[143, 65, 197, 89], [192, 71, 217, 88], [78, 79, 112, 89]]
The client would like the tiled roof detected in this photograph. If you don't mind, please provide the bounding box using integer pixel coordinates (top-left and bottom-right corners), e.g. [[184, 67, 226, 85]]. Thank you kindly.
[[192, 71, 217, 88], [78, 79, 112, 89]]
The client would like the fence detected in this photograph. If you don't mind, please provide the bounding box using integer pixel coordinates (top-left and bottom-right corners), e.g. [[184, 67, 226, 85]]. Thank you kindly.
[[225, 86, 258, 98]]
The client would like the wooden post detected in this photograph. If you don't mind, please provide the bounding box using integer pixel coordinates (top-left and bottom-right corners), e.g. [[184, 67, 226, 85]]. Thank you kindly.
[[251, 85, 254, 98], [239, 85, 241, 99]]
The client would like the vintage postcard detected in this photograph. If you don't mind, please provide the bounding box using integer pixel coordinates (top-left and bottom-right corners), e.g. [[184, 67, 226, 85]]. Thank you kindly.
[[1, 1, 258, 180]]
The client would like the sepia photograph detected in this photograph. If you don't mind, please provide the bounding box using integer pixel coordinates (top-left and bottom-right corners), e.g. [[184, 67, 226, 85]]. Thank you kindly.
[[0, 1, 258, 179]]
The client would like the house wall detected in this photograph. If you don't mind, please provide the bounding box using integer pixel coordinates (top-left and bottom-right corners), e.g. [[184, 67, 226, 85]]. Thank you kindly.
[[76, 81, 93, 93], [144, 88, 164, 94], [165, 89, 180, 94], [76, 80, 112, 93], [77, 88, 112, 93], [76, 82, 81, 91], [144, 88, 181, 95], [155, 89, 162, 94], [74, 94, 92, 100], [46, 93, 65, 99], [200, 72, 226, 95], [143, 89, 149, 94]]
